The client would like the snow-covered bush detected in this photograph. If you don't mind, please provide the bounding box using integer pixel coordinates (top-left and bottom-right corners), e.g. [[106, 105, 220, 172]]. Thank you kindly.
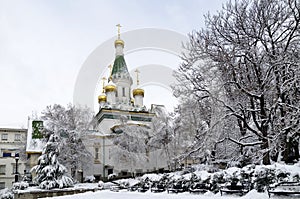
[[98, 181, 104, 189], [276, 170, 290, 182], [210, 172, 224, 193], [108, 173, 117, 180], [84, 175, 95, 183], [292, 173, 300, 182], [253, 167, 276, 192], [0, 188, 13, 199], [12, 181, 29, 190]]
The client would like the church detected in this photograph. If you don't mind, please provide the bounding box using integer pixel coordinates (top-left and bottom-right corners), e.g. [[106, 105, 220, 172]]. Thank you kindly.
[[25, 25, 169, 182], [83, 25, 168, 181]]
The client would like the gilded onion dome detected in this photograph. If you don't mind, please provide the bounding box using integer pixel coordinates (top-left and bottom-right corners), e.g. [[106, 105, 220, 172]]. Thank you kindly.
[[114, 39, 124, 47], [133, 88, 144, 97], [98, 94, 107, 103], [104, 82, 116, 92]]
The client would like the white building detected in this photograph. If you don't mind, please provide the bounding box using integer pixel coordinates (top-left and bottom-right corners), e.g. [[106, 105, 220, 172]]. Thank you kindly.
[[24, 26, 169, 182], [0, 128, 27, 189], [85, 26, 168, 181]]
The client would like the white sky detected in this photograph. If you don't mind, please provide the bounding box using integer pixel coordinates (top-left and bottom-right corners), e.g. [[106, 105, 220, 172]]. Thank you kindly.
[[0, 0, 225, 128]]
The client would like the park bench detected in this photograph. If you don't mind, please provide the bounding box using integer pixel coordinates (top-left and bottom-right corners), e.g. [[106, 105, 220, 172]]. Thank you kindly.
[[167, 180, 189, 193], [137, 182, 151, 192], [189, 182, 211, 193], [220, 181, 251, 196], [150, 182, 166, 193], [267, 182, 300, 198]]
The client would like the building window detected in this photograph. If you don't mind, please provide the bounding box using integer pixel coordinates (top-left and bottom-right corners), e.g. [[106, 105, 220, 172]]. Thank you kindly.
[[15, 134, 21, 141], [0, 182, 5, 189], [116, 91, 118, 97], [0, 165, 6, 175], [2, 151, 11, 157], [122, 87, 125, 97], [1, 134, 8, 141], [95, 148, 99, 160]]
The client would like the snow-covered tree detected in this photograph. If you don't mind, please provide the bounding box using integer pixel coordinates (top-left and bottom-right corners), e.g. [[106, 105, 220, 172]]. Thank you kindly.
[[176, 0, 300, 165], [41, 104, 93, 178], [31, 133, 73, 189], [110, 123, 150, 169], [148, 106, 174, 167], [110, 106, 175, 171], [173, 57, 237, 164]]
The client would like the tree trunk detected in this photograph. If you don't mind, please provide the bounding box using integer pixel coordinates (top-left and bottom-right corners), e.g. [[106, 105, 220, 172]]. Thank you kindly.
[[262, 139, 271, 165], [260, 96, 271, 165], [294, 140, 299, 161]]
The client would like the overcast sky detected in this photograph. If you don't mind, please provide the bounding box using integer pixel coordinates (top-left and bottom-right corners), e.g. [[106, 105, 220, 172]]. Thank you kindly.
[[0, 0, 225, 128]]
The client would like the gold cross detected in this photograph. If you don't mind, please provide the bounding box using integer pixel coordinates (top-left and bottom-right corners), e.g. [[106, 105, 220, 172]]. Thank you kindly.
[[101, 77, 107, 93], [116, 24, 122, 39], [108, 64, 113, 81], [135, 69, 140, 86]]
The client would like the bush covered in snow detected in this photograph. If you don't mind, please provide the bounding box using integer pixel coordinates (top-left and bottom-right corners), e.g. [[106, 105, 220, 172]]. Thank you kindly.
[[253, 167, 276, 192], [98, 181, 104, 189], [12, 181, 29, 190], [112, 163, 300, 194], [84, 175, 95, 183], [0, 188, 13, 199], [108, 173, 117, 180]]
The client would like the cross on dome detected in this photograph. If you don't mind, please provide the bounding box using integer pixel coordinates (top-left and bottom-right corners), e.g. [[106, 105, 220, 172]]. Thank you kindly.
[[116, 24, 122, 39], [135, 69, 140, 86]]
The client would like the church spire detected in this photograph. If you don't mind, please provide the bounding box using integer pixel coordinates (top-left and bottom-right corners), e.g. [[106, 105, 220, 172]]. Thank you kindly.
[[112, 24, 130, 76], [111, 24, 133, 105]]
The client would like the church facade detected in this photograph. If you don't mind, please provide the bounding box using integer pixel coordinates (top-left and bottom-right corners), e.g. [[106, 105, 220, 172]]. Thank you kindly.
[[84, 26, 168, 180]]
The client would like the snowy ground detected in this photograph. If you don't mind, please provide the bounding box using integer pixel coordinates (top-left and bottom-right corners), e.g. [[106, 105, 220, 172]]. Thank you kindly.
[[40, 189, 300, 199], [16, 162, 300, 199]]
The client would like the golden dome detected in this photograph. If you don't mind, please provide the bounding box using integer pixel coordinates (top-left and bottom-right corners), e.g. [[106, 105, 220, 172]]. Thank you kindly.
[[98, 94, 107, 103], [104, 84, 116, 92], [114, 39, 124, 47], [133, 88, 144, 97]]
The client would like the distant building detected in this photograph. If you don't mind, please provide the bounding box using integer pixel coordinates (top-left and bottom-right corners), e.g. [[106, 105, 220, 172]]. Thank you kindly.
[[0, 128, 27, 189], [25, 120, 44, 172]]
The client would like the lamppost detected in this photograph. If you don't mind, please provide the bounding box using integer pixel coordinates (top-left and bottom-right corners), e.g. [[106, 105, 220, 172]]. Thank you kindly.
[[15, 153, 19, 183]]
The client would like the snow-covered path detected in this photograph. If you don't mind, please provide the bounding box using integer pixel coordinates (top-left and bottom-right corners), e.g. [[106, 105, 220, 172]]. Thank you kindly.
[[40, 189, 296, 199]]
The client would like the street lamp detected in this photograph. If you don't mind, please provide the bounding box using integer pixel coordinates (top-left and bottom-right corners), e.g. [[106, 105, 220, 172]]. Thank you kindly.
[[15, 153, 19, 183]]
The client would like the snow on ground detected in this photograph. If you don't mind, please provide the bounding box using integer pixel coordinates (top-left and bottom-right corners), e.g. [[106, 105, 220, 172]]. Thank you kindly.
[[23, 163, 300, 199], [39, 189, 300, 199], [40, 189, 266, 199]]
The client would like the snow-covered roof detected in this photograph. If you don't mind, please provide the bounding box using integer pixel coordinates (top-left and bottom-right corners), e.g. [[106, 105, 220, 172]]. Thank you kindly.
[[26, 119, 45, 154]]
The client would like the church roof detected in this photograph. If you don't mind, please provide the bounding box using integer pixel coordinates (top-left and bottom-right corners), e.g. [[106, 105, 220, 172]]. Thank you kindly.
[[112, 55, 129, 75]]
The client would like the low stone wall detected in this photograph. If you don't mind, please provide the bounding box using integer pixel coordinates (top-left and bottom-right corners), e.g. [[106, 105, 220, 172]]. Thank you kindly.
[[14, 187, 99, 199]]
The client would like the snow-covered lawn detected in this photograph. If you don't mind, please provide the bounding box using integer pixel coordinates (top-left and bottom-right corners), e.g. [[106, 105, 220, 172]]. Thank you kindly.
[[39, 190, 262, 199], [15, 162, 300, 199], [40, 189, 298, 199]]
